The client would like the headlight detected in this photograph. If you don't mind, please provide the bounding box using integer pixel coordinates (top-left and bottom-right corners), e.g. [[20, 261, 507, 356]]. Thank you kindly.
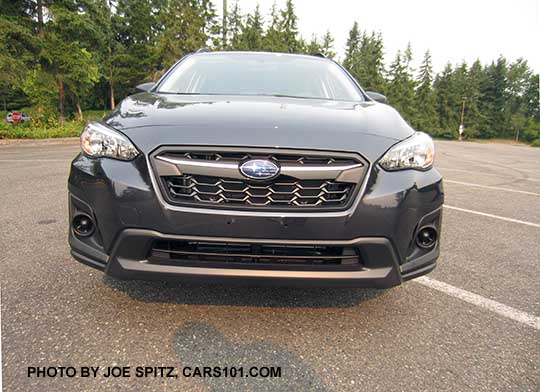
[[80, 122, 139, 161], [379, 132, 434, 171]]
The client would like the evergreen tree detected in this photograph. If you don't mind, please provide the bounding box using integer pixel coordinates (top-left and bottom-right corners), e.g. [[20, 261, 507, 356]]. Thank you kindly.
[[434, 63, 460, 137], [0, 6, 36, 110], [403, 42, 413, 71], [113, 0, 163, 98], [226, 0, 244, 49], [491, 56, 510, 136], [521, 73, 540, 142], [413, 50, 437, 133], [262, 1, 286, 52], [452, 61, 469, 135], [358, 32, 385, 92], [306, 34, 321, 55], [343, 22, 361, 80], [387, 45, 416, 124], [463, 59, 486, 137], [198, 0, 219, 46], [279, 0, 300, 53], [523, 73, 539, 119], [480, 56, 509, 137], [37, 0, 101, 123], [239, 5, 264, 51], [506, 58, 534, 140], [343, 24, 385, 92], [388, 52, 405, 107], [156, 0, 214, 70], [73, 0, 123, 110], [320, 30, 336, 59]]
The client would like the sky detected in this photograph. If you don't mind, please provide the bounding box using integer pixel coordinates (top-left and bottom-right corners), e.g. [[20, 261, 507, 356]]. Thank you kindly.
[[215, 0, 539, 74]]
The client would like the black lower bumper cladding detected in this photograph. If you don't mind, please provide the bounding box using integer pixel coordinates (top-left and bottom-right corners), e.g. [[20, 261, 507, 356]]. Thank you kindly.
[[70, 228, 439, 288]]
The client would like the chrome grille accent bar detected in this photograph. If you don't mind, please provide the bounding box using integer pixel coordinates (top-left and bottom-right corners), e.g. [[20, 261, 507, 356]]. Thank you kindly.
[[156, 154, 364, 182], [149, 147, 369, 212]]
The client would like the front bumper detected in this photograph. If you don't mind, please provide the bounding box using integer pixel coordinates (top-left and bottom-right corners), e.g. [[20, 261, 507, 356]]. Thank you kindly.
[[70, 228, 439, 288], [68, 153, 443, 288]]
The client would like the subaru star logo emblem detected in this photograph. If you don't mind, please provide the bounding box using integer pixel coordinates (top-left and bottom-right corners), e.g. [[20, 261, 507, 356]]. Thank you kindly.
[[239, 159, 280, 180]]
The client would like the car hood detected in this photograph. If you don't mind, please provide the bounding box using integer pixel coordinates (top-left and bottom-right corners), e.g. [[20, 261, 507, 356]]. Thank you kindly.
[[105, 93, 415, 162]]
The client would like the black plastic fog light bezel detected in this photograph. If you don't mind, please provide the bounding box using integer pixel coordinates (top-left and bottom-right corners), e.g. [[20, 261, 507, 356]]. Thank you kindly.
[[72, 213, 95, 237], [416, 226, 438, 249]]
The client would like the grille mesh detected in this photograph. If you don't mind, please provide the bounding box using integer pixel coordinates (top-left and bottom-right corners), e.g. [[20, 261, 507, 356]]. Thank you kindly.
[[152, 148, 366, 211], [149, 240, 363, 270], [163, 175, 352, 208]]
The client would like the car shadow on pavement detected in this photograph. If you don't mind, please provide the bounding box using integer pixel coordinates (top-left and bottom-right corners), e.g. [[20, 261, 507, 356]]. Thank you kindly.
[[102, 277, 388, 308], [172, 320, 333, 392]]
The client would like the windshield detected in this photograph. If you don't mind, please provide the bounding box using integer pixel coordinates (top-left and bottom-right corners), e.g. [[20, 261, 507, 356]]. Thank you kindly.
[[156, 53, 364, 102]]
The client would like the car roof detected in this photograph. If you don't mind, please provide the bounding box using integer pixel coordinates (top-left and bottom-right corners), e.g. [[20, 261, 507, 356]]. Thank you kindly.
[[190, 51, 330, 62]]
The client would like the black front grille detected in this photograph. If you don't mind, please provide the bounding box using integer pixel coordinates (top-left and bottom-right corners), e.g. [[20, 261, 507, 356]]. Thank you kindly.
[[163, 175, 353, 208], [151, 147, 367, 212], [149, 240, 363, 271]]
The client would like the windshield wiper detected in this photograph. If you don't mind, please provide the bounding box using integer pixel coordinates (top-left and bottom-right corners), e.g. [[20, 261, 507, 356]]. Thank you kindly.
[[254, 93, 314, 100], [158, 92, 204, 95], [157, 92, 337, 101]]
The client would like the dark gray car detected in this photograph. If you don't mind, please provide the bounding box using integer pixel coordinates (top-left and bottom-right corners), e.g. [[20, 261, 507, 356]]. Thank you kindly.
[[68, 51, 443, 288]]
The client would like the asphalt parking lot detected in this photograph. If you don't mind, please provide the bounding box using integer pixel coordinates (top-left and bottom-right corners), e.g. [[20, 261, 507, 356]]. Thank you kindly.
[[0, 139, 538, 391]]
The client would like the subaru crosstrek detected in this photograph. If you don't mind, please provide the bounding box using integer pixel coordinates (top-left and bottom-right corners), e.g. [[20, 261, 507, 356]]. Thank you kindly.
[[68, 51, 443, 288]]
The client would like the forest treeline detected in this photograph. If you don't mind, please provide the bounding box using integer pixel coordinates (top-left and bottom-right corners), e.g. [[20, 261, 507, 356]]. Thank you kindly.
[[1, 0, 539, 141]]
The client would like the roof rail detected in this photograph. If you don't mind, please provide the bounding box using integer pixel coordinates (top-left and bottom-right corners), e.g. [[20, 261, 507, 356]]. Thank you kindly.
[[312, 53, 326, 58], [196, 47, 211, 53]]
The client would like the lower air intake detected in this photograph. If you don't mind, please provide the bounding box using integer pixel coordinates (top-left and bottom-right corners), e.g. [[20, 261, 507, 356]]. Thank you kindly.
[[149, 240, 364, 271]]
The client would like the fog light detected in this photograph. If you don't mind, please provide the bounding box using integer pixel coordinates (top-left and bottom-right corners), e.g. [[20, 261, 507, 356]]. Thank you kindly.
[[416, 226, 437, 249], [72, 214, 95, 237]]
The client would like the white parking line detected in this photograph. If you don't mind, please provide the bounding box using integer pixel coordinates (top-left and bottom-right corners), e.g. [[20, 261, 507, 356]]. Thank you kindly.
[[437, 167, 540, 183], [0, 284, 3, 391], [416, 277, 540, 330], [443, 205, 540, 228], [0, 159, 71, 162], [444, 179, 540, 197]]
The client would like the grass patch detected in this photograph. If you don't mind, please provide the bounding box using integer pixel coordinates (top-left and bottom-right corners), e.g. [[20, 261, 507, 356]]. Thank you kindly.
[[436, 137, 539, 146], [0, 110, 107, 139], [0, 123, 81, 139], [465, 137, 524, 144]]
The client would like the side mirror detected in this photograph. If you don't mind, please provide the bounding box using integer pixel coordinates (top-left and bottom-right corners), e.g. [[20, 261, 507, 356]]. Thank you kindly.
[[366, 91, 387, 104], [136, 82, 156, 92]]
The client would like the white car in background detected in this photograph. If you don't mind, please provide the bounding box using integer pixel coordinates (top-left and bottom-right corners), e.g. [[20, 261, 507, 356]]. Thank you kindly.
[[5, 111, 31, 124]]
